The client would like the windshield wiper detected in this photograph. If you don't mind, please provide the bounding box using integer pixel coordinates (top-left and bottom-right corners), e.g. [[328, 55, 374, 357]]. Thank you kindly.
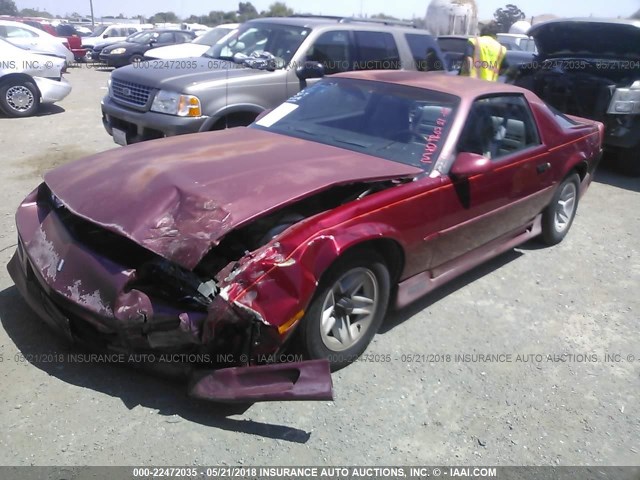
[[330, 136, 372, 149], [287, 126, 317, 136]]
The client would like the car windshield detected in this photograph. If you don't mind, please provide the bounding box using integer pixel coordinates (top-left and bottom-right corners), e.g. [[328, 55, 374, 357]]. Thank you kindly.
[[251, 78, 459, 170], [128, 31, 162, 44], [125, 31, 146, 41], [203, 22, 310, 66], [193, 26, 234, 46], [91, 25, 108, 36]]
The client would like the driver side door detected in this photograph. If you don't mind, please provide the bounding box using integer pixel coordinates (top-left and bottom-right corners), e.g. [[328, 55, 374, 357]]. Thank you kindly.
[[429, 94, 551, 271]]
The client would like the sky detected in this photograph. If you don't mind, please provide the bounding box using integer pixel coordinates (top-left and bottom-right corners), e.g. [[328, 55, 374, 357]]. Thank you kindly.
[[14, 0, 640, 22]]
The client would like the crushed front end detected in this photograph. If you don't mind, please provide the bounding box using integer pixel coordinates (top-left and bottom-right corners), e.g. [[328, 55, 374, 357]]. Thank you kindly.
[[7, 183, 333, 402]]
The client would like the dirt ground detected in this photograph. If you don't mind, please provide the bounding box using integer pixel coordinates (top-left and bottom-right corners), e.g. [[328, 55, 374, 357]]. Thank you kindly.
[[0, 66, 638, 467]]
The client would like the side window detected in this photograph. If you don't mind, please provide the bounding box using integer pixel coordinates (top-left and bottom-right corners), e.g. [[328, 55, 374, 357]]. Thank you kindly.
[[128, 28, 138, 36], [305, 31, 351, 75], [353, 31, 400, 70], [405, 34, 443, 71], [177, 32, 193, 43], [156, 32, 175, 43], [457, 95, 540, 161], [6, 26, 37, 38]]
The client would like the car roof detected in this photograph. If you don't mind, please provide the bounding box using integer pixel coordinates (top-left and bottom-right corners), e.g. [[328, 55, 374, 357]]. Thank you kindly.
[[246, 16, 424, 33], [333, 70, 530, 98], [146, 29, 194, 33]]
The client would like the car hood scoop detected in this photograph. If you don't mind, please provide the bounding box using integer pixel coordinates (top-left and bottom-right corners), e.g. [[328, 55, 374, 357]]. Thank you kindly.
[[45, 128, 420, 270]]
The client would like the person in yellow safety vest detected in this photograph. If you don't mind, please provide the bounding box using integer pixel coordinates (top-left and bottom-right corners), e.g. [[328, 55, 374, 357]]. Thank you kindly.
[[459, 29, 507, 82]]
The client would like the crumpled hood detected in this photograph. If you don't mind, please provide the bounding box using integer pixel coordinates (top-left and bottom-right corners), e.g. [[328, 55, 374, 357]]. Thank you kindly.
[[44, 128, 421, 270], [529, 19, 640, 58]]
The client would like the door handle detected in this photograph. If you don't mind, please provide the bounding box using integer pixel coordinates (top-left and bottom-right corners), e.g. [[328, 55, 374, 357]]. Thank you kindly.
[[536, 162, 551, 174]]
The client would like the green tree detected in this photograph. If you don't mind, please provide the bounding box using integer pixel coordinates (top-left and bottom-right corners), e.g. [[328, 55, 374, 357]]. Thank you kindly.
[[0, 0, 18, 16], [19, 8, 53, 18], [479, 20, 500, 36], [370, 13, 399, 20], [631, 9, 640, 19], [493, 4, 525, 33], [238, 2, 259, 21], [262, 2, 293, 17], [149, 11, 180, 24]]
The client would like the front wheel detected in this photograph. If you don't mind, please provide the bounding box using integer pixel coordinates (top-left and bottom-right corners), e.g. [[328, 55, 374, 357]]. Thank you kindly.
[[540, 173, 580, 245], [0, 79, 39, 117], [297, 251, 390, 370]]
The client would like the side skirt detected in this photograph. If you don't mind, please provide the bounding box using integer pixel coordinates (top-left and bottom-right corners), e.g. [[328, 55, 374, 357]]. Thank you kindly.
[[396, 214, 542, 309]]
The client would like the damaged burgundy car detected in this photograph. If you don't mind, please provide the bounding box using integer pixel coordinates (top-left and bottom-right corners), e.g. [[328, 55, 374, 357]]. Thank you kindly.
[[8, 72, 603, 403]]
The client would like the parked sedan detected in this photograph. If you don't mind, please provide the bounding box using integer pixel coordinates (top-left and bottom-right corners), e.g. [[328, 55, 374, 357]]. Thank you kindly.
[[0, 38, 71, 117], [145, 24, 238, 60], [99, 29, 196, 67], [8, 72, 602, 402], [0, 19, 74, 64]]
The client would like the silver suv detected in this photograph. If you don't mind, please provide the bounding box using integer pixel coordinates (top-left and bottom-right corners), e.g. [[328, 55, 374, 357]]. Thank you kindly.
[[101, 16, 447, 145]]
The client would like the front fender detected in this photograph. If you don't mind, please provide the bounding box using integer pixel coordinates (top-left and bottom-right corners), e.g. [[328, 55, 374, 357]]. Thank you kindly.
[[218, 221, 404, 338]]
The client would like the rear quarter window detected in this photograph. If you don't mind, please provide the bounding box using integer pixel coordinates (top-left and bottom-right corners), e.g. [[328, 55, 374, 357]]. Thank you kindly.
[[547, 104, 580, 127], [405, 33, 444, 71], [353, 31, 400, 70]]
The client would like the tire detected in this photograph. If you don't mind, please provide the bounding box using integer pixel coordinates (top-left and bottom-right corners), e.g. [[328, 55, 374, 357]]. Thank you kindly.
[[129, 54, 144, 65], [297, 250, 391, 370], [540, 173, 580, 245], [0, 79, 39, 118]]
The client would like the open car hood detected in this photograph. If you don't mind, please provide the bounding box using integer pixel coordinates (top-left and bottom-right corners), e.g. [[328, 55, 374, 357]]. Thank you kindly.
[[529, 19, 640, 58], [44, 128, 421, 270]]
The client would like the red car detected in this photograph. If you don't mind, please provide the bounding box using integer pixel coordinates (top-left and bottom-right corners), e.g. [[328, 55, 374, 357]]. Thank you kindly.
[[8, 72, 603, 402]]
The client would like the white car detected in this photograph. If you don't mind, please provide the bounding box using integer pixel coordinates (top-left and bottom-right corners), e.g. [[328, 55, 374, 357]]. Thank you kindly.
[[0, 20, 74, 63], [145, 24, 239, 59], [0, 38, 72, 117], [81, 24, 153, 50]]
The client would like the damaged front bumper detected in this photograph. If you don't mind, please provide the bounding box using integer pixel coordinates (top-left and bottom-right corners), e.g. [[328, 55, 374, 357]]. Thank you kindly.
[[7, 192, 333, 403]]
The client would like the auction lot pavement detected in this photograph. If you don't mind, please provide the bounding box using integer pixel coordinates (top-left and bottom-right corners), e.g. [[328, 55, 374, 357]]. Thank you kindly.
[[0, 66, 638, 467]]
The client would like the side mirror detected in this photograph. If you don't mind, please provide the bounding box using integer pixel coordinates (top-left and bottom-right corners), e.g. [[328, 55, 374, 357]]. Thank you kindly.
[[296, 61, 325, 80], [450, 152, 492, 178], [102, 33, 108, 38]]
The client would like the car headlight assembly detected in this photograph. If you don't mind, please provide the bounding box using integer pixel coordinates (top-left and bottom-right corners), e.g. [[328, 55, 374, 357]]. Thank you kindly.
[[110, 47, 126, 55], [608, 81, 640, 114], [150, 90, 202, 117]]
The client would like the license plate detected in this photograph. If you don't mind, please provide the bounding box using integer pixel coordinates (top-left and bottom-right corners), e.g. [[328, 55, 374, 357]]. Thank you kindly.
[[112, 127, 127, 146]]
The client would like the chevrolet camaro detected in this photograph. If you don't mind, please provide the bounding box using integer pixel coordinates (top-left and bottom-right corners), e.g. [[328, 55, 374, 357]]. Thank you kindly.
[[8, 71, 603, 402]]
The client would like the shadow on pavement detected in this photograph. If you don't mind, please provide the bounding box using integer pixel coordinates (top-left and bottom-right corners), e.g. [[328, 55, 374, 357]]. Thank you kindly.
[[0, 286, 311, 443]]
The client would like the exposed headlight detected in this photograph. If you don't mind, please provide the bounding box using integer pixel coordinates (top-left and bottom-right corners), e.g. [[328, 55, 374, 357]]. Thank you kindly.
[[110, 48, 126, 55], [608, 81, 640, 114], [150, 90, 202, 117]]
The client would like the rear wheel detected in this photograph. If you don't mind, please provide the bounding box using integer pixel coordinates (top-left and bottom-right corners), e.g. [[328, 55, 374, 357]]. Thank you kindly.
[[540, 173, 580, 245], [297, 251, 390, 370], [0, 79, 39, 117]]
